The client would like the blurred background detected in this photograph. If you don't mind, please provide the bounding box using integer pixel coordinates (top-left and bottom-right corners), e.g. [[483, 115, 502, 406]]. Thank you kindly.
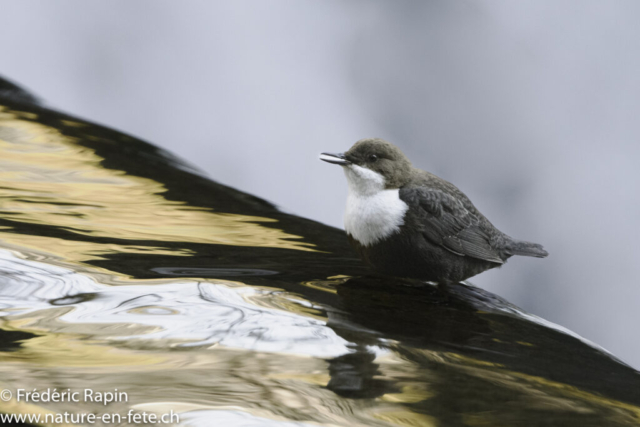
[[1, 0, 639, 367]]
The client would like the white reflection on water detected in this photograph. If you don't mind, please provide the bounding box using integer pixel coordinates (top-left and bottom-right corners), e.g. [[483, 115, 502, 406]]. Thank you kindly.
[[0, 249, 352, 358], [180, 410, 317, 427]]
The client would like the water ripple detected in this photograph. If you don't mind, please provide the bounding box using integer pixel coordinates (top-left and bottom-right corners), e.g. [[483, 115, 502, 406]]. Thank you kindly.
[[0, 250, 351, 358]]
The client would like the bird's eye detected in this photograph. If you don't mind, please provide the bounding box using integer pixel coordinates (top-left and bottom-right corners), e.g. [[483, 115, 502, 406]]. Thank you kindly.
[[369, 154, 378, 162]]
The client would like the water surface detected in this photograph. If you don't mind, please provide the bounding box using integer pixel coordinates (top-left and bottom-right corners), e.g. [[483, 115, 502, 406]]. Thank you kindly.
[[1, 80, 639, 426]]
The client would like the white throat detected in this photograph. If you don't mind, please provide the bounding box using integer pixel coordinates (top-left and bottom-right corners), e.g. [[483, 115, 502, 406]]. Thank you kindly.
[[343, 165, 408, 247]]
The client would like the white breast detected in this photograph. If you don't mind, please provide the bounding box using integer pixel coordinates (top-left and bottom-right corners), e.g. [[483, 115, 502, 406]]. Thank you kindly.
[[343, 165, 408, 247]]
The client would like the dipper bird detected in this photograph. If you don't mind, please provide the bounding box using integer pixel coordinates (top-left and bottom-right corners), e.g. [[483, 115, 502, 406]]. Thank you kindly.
[[320, 138, 548, 283]]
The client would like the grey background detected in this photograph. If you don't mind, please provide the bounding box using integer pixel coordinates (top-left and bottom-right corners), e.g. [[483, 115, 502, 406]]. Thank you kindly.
[[2, 1, 639, 366]]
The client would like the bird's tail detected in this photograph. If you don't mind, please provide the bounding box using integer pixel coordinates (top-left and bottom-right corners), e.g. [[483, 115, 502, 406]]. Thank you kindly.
[[506, 239, 549, 258]]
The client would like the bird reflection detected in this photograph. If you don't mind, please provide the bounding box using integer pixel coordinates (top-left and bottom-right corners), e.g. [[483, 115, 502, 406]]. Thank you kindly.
[[326, 345, 398, 399], [322, 275, 640, 416]]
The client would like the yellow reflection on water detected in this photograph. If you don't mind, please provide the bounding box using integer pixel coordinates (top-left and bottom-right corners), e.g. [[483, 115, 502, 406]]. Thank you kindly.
[[400, 349, 640, 424], [0, 107, 316, 270], [2, 234, 193, 263], [0, 327, 165, 368], [373, 411, 437, 427], [0, 322, 411, 427]]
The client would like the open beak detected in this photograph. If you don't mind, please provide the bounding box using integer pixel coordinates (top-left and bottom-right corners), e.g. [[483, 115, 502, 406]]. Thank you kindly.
[[319, 152, 351, 165]]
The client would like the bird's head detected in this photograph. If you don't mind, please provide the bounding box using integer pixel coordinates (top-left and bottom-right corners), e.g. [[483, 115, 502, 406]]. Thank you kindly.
[[320, 138, 412, 194]]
